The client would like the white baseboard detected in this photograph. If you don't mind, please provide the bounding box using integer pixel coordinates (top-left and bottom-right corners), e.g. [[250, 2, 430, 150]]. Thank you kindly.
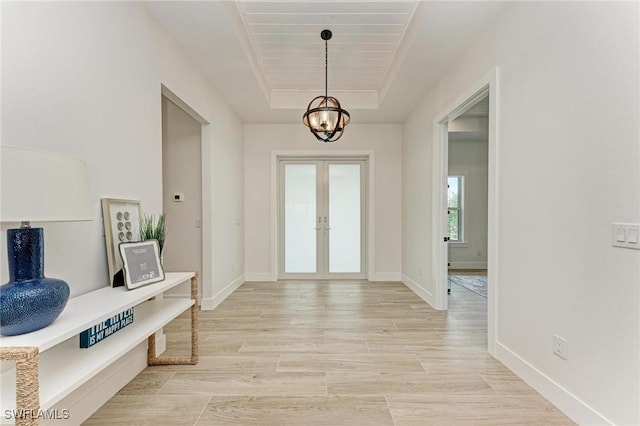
[[163, 292, 190, 299], [449, 261, 487, 269], [495, 342, 612, 425], [47, 343, 147, 425], [245, 273, 404, 282], [162, 279, 192, 300], [245, 272, 278, 282], [401, 274, 435, 307], [369, 272, 402, 282], [201, 273, 245, 310]]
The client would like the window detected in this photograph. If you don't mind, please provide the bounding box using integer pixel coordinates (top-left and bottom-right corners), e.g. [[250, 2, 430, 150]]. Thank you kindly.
[[447, 176, 464, 241]]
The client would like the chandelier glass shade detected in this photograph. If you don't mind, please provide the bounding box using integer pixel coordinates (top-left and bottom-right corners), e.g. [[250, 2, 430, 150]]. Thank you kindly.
[[303, 30, 350, 143]]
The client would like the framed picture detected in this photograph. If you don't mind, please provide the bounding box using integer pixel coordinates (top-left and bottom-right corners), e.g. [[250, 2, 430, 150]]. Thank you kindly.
[[119, 240, 165, 289], [101, 198, 142, 287]]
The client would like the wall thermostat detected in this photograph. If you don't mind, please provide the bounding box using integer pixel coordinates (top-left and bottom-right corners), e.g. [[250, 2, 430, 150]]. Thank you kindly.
[[173, 193, 184, 202]]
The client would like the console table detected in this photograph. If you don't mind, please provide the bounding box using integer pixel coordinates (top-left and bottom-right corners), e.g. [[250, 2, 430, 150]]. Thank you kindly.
[[0, 272, 199, 425]]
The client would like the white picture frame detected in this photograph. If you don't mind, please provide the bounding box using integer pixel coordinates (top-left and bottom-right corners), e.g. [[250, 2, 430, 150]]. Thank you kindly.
[[119, 240, 165, 289]]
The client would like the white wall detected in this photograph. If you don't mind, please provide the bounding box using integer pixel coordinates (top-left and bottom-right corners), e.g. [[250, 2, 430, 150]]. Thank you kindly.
[[152, 12, 245, 309], [162, 97, 203, 297], [245, 124, 401, 281], [1, 1, 244, 302], [1, 1, 244, 420], [448, 138, 488, 269], [402, 2, 639, 424], [1, 1, 163, 294]]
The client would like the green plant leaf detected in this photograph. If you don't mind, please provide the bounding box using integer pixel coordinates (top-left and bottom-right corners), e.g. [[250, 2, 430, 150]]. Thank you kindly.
[[140, 213, 166, 253]]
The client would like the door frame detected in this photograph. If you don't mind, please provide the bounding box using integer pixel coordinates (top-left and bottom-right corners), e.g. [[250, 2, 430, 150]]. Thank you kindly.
[[161, 85, 208, 304], [432, 67, 499, 356], [277, 159, 367, 279], [271, 150, 375, 280]]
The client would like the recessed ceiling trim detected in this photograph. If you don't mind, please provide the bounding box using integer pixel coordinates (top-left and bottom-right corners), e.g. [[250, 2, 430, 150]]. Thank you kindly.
[[144, 0, 511, 123], [232, 1, 428, 111], [228, 1, 272, 104], [378, 1, 420, 103], [271, 90, 378, 110]]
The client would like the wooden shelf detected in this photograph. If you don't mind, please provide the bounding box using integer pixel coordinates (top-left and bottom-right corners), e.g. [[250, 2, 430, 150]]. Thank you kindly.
[[0, 272, 196, 420]]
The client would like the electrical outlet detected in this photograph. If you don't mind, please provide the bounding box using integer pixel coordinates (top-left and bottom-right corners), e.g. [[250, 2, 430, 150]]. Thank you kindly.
[[419, 267, 423, 276], [553, 335, 567, 360]]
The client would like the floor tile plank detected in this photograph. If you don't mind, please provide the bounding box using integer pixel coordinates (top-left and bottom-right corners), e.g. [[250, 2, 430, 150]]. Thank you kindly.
[[196, 396, 394, 425], [157, 372, 327, 396]]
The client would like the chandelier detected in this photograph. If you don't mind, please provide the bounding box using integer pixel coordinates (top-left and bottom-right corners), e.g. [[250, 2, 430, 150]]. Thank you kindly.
[[302, 29, 351, 143]]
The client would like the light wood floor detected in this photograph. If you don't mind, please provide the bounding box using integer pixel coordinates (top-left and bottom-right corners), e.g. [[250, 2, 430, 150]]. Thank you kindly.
[[85, 280, 573, 425], [448, 269, 487, 276]]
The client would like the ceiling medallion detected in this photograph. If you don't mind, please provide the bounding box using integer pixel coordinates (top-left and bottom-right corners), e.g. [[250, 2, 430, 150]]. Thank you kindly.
[[302, 29, 351, 143]]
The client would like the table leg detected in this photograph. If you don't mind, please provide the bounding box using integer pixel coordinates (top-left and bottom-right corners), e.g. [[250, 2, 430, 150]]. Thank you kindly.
[[0, 346, 40, 426], [147, 274, 199, 365]]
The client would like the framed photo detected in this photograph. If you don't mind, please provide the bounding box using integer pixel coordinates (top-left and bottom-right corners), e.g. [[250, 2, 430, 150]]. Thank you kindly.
[[101, 198, 142, 287], [119, 240, 165, 289]]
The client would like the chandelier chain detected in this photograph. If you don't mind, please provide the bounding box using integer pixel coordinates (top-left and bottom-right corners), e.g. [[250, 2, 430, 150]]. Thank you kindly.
[[325, 39, 328, 99]]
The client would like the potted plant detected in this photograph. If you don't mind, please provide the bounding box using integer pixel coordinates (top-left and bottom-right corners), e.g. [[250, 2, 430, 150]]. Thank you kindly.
[[140, 213, 166, 256]]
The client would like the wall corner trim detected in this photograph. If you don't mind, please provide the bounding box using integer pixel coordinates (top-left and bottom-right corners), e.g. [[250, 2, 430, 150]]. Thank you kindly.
[[201, 274, 246, 310], [245, 273, 278, 282], [495, 342, 613, 426], [401, 274, 436, 308], [370, 272, 402, 282]]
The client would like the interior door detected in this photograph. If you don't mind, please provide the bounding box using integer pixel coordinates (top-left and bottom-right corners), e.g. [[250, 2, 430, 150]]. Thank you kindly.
[[279, 159, 365, 279]]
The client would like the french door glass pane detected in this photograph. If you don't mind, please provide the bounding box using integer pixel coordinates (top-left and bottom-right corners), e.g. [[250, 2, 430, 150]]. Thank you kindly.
[[329, 164, 361, 273], [284, 164, 317, 273]]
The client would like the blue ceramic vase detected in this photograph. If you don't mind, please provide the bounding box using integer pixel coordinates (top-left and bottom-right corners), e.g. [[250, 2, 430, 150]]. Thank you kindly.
[[0, 227, 70, 336]]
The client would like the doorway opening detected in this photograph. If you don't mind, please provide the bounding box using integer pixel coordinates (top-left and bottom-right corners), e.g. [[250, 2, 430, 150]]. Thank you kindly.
[[433, 68, 498, 355], [161, 93, 205, 300], [277, 158, 367, 280], [447, 95, 489, 299]]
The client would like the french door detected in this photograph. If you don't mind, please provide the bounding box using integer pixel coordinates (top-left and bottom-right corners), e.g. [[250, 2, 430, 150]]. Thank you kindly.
[[278, 159, 366, 279]]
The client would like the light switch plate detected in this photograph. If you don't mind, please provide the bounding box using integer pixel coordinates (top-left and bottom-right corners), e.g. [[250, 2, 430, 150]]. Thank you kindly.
[[612, 223, 640, 249]]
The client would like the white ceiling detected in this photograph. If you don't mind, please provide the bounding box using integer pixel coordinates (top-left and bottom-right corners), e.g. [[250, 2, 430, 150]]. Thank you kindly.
[[144, 1, 509, 124]]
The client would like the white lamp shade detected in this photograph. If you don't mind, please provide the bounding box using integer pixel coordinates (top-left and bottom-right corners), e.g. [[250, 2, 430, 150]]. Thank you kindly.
[[1, 146, 92, 223]]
